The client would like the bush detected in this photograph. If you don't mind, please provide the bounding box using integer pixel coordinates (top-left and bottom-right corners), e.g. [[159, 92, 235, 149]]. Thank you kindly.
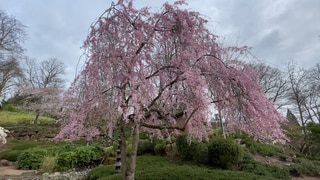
[[137, 139, 155, 155], [154, 142, 166, 156], [176, 134, 208, 164], [55, 145, 105, 171], [0, 150, 21, 161], [74, 145, 104, 167], [56, 151, 78, 171], [105, 146, 116, 157], [208, 138, 244, 169], [192, 142, 208, 164], [41, 156, 56, 173], [17, 148, 48, 170], [176, 134, 193, 160], [47, 143, 75, 156], [2, 103, 16, 112]]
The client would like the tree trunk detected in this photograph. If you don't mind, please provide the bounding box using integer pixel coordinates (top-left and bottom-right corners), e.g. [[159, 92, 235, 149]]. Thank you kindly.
[[218, 109, 226, 138], [34, 111, 40, 124], [108, 121, 113, 145], [126, 123, 140, 180], [120, 121, 127, 180]]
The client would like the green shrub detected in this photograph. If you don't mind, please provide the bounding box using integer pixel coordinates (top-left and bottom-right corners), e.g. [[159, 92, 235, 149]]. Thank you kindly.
[[208, 138, 244, 169], [176, 134, 193, 160], [192, 142, 208, 164], [137, 139, 155, 155], [0, 150, 22, 161], [56, 151, 78, 171], [47, 143, 75, 156], [105, 146, 116, 157], [2, 103, 16, 111], [240, 151, 290, 179], [55, 145, 104, 171], [126, 143, 132, 156], [74, 145, 104, 167], [154, 142, 166, 156], [176, 134, 208, 164], [41, 156, 56, 173], [17, 148, 48, 170]]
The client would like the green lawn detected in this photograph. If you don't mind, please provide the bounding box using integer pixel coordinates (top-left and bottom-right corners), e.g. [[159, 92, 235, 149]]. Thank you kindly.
[[0, 110, 54, 126], [87, 155, 276, 180]]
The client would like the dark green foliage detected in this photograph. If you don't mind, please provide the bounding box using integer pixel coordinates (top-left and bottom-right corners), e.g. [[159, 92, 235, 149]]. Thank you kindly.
[[154, 142, 166, 156], [192, 141, 208, 164], [0, 150, 21, 161], [176, 134, 208, 164], [56, 145, 105, 171], [239, 134, 282, 156], [56, 151, 78, 171], [208, 137, 244, 169], [17, 148, 48, 170], [89, 155, 275, 180], [176, 134, 193, 160], [47, 143, 75, 156], [240, 152, 290, 180], [14, 141, 105, 171], [137, 139, 155, 155], [286, 157, 320, 177], [2, 103, 16, 111]]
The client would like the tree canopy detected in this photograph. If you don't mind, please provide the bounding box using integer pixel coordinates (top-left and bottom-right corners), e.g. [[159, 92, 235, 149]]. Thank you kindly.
[[55, 1, 288, 178], [56, 0, 286, 143]]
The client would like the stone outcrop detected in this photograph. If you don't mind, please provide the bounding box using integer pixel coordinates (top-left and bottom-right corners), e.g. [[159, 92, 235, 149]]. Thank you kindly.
[[3, 125, 60, 140]]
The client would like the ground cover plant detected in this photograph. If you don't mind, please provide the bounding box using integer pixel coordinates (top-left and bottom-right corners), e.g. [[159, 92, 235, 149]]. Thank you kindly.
[[87, 155, 277, 180]]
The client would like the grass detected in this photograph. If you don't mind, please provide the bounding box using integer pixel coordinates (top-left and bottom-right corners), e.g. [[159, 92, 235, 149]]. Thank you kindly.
[[87, 155, 276, 180], [0, 110, 54, 126]]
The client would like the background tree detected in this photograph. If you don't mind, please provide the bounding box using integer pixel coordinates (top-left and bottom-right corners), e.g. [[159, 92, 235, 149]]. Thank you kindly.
[[0, 57, 23, 98], [285, 62, 320, 155], [19, 87, 62, 123], [0, 10, 27, 98], [307, 63, 320, 123], [21, 57, 66, 89], [56, 1, 287, 179], [250, 62, 289, 109]]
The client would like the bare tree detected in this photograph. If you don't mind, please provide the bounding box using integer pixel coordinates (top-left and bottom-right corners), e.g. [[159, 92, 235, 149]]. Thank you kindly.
[[287, 62, 311, 134], [0, 10, 27, 57], [22, 58, 66, 89], [250, 62, 289, 109], [0, 10, 27, 98], [306, 63, 320, 123], [0, 57, 23, 97]]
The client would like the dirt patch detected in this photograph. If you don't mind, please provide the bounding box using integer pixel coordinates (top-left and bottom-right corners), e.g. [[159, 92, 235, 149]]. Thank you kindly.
[[252, 154, 293, 166], [0, 166, 42, 179]]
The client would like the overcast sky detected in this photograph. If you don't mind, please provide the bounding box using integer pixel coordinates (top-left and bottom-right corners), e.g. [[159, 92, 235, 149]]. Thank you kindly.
[[1, 0, 319, 85]]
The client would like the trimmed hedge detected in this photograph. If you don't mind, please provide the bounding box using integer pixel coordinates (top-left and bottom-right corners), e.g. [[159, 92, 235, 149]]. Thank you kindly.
[[208, 137, 244, 169]]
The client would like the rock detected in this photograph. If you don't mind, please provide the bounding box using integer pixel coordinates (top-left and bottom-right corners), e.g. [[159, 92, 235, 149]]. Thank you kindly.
[[0, 159, 9, 166]]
